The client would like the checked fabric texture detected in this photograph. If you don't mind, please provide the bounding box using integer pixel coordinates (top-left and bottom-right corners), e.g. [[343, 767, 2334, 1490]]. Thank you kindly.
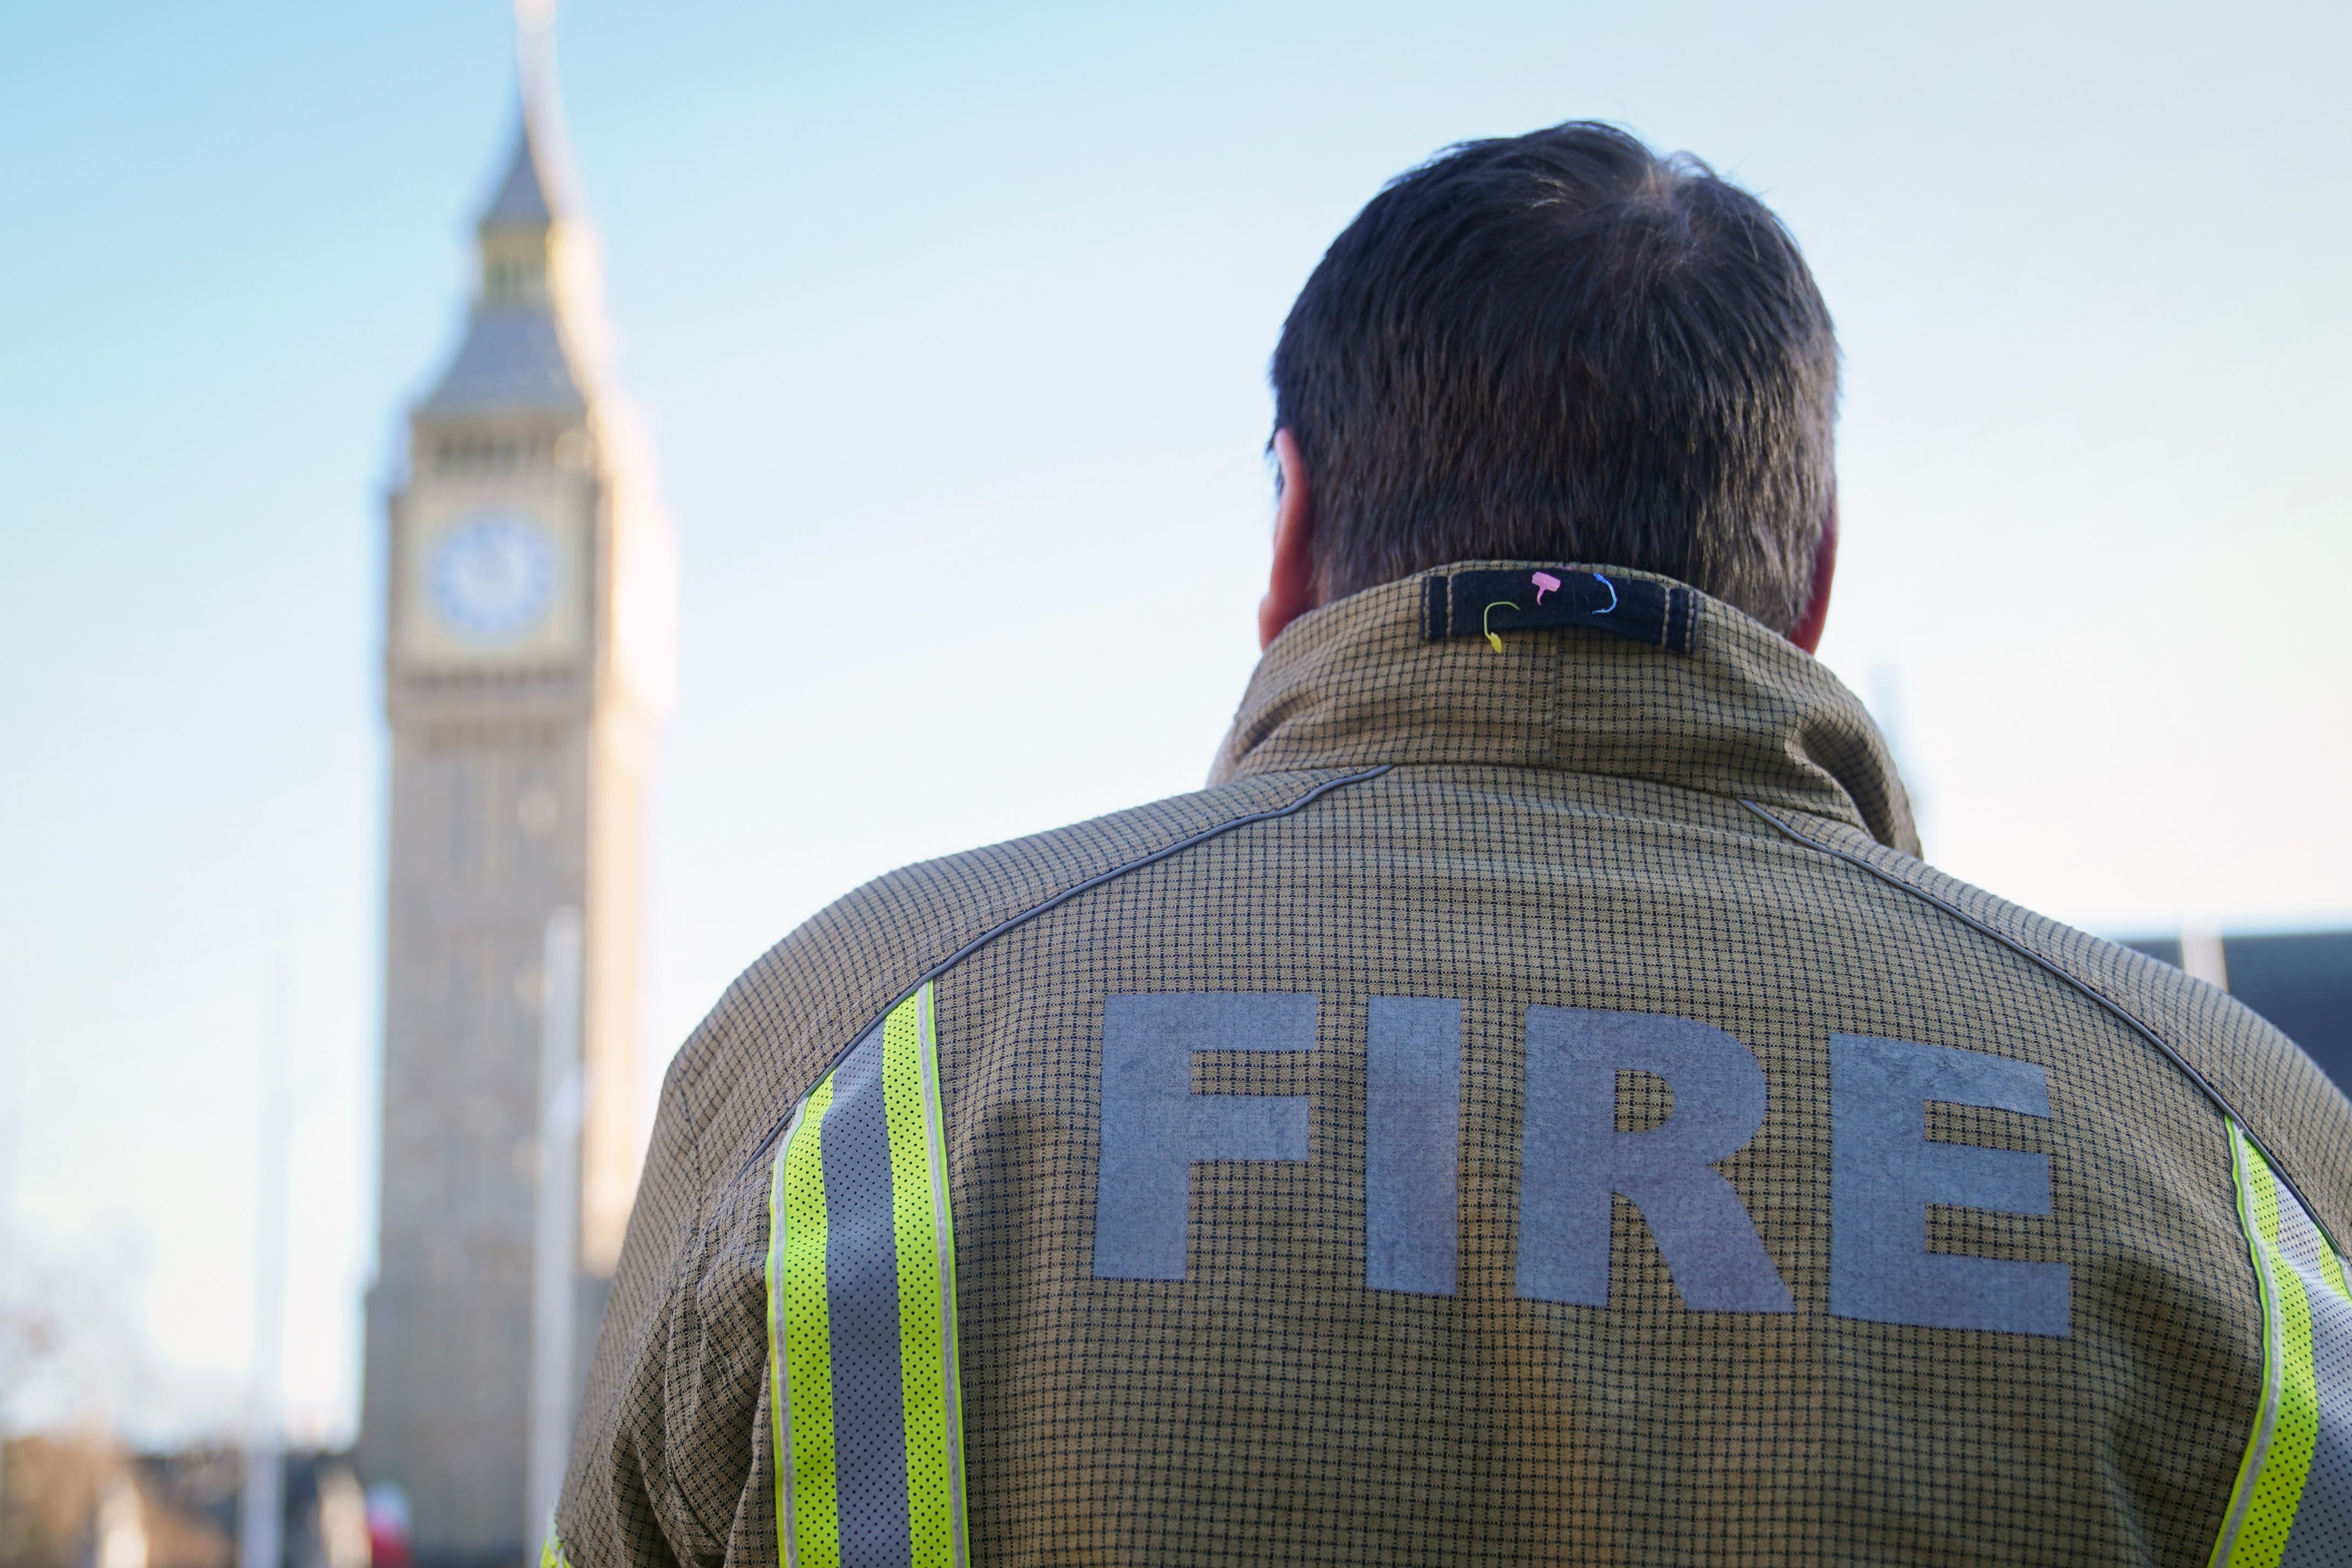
[[559, 563, 2352, 1567]]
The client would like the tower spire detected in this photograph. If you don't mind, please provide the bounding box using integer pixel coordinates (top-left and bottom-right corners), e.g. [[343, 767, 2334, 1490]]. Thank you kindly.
[[515, 0, 556, 121], [485, 0, 568, 230], [421, 0, 606, 414]]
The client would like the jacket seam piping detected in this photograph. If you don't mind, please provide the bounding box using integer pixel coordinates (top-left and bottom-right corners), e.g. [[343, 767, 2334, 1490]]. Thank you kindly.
[[2209, 1123, 2284, 1567], [1739, 797, 2339, 1254], [662, 1065, 724, 1559], [745, 765, 1394, 1171], [1218, 759, 1872, 837]]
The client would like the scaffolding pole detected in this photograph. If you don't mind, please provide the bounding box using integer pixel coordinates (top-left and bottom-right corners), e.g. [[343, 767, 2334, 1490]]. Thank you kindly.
[[241, 959, 290, 1568], [526, 906, 584, 1551]]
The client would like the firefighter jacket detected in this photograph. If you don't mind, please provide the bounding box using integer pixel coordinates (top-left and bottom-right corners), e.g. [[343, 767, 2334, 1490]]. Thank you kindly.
[[556, 561, 2352, 1567]]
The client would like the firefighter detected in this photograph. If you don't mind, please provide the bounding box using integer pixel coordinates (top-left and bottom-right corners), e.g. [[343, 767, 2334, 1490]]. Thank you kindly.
[[555, 122, 2352, 1567]]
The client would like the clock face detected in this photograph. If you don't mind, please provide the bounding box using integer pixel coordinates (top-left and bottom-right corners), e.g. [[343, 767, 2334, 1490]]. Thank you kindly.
[[428, 513, 558, 641]]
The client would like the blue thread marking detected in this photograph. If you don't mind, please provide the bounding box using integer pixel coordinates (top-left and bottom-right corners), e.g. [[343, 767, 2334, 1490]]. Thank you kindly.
[[1593, 574, 1618, 614]]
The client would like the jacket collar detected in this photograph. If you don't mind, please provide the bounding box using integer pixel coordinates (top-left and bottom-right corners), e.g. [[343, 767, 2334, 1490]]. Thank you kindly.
[[1210, 560, 1920, 854]]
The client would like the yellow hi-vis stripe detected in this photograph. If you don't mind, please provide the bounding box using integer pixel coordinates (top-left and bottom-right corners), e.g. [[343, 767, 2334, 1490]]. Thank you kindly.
[[883, 986, 969, 1566], [2211, 1123, 2329, 1568], [774, 1076, 841, 1568], [2322, 1244, 2351, 1305], [769, 984, 968, 1568]]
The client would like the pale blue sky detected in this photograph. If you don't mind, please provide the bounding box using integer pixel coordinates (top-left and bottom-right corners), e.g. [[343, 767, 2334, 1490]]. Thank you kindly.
[[3, 1, 2346, 1442]]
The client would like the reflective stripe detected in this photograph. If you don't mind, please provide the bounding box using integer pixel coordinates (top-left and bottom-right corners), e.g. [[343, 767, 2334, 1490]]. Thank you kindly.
[[886, 988, 965, 1564], [779, 1078, 841, 1568], [768, 985, 968, 1568], [2322, 1247, 2350, 1305], [2212, 1123, 2352, 1568], [823, 1038, 913, 1566]]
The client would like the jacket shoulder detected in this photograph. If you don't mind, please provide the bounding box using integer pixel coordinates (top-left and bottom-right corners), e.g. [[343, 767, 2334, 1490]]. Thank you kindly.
[[659, 767, 1373, 1180], [562, 774, 1393, 1568], [1775, 809, 2352, 1242]]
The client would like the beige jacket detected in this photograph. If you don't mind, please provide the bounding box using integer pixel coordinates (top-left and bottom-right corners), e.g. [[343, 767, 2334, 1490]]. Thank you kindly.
[[560, 563, 2352, 1567]]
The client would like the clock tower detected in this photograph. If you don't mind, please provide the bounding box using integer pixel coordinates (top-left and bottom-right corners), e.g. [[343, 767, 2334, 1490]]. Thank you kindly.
[[359, 42, 671, 1565]]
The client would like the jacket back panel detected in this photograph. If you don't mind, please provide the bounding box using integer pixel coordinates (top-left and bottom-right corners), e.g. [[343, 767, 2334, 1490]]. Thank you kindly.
[[566, 572, 2352, 1568], [909, 765, 2263, 1565]]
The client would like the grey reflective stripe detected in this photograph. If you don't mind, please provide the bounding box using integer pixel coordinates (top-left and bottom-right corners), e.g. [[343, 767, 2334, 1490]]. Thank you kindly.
[[818, 1030, 913, 1567], [1366, 998, 1460, 1296], [767, 984, 967, 1568], [2213, 1124, 2352, 1568], [2278, 1185, 2352, 1568], [914, 986, 970, 1566], [2285, 1280, 2352, 1566]]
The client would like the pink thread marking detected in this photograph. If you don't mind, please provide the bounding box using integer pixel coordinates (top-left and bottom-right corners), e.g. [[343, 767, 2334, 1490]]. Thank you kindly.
[[1531, 571, 1562, 604]]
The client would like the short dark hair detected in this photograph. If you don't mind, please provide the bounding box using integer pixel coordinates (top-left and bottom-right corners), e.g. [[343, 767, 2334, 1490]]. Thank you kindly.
[[1272, 121, 1839, 632]]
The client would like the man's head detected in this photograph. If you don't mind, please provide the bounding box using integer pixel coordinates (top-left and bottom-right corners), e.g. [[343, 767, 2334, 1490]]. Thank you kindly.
[[1262, 121, 1840, 648]]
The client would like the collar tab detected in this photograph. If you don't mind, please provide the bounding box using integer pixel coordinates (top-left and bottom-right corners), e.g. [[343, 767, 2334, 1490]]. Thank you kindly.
[[1422, 567, 1697, 655], [1212, 560, 1919, 856]]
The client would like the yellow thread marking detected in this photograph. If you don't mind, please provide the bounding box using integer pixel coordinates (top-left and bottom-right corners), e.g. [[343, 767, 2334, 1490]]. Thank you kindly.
[[1483, 599, 1521, 654]]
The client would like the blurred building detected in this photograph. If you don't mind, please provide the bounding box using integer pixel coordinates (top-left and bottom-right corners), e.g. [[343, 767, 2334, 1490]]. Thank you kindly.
[[355, 48, 671, 1568], [2127, 930, 2352, 1091], [0, 1436, 250, 1568]]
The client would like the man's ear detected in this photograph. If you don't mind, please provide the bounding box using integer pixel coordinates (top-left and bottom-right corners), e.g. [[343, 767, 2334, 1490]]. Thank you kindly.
[[1787, 500, 1837, 655], [1258, 428, 1319, 651]]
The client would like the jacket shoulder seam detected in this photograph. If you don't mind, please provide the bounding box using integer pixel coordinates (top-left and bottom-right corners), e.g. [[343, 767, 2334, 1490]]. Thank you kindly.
[[741, 765, 1393, 1174], [1740, 797, 2339, 1254], [659, 1055, 727, 1563]]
